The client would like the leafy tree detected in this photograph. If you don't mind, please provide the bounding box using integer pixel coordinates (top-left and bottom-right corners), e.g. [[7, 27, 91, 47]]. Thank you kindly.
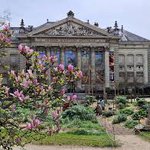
[[0, 26, 82, 149]]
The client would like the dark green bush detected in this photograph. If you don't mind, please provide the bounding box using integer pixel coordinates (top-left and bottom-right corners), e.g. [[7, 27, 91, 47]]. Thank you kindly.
[[116, 96, 127, 105], [124, 120, 139, 129], [85, 95, 96, 106], [112, 114, 127, 124], [61, 104, 97, 123], [132, 112, 141, 120], [117, 103, 126, 109], [138, 109, 147, 118], [119, 108, 134, 116], [136, 99, 146, 108], [132, 109, 147, 120], [102, 111, 114, 117]]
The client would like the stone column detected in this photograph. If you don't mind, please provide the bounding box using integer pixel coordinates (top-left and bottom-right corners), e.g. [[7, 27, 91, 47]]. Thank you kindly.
[[144, 51, 148, 84], [46, 47, 51, 84], [77, 48, 82, 90], [60, 47, 65, 64], [91, 48, 95, 94], [104, 49, 110, 88]]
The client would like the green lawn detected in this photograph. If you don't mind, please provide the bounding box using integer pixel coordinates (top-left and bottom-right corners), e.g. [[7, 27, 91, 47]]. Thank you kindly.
[[140, 132, 150, 142], [23, 132, 117, 147]]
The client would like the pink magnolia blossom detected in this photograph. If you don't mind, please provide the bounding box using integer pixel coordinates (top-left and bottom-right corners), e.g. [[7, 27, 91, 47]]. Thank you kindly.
[[21, 80, 32, 88], [10, 70, 16, 77], [58, 64, 64, 71], [68, 64, 74, 72], [11, 89, 29, 102], [27, 69, 34, 78], [32, 118, 41, 127], [67, 94, 77, 101], [51, 111, 59, 119], [71, 94, 77, 100], [76, 71, 83, 78], [18, 44, 34, 55], [60, 88, 66, 95], [0, 33, 5, 41], [26, 118, 41, 130], [26, 123, 32, 130], [3, 25, 9, 31], [48, 56, 57, 64]]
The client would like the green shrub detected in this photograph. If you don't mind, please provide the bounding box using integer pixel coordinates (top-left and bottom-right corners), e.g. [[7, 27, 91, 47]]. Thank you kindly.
[[138, 109, 147, 118], [61, 104, 97, 123], [102, 111, 114, 117], [116, 96, 127, 105], [112, 114, 127, 124], [85, 95, 96, 106], [136, 99, 146, 108], [124, 120, 139, 129], [132, 112, 141, 120], [132, 109, 147, 120], [119, 108, 134, 116]]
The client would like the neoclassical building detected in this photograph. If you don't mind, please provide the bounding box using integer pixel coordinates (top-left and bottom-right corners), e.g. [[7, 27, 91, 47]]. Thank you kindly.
[[2, 11, 150, 94]]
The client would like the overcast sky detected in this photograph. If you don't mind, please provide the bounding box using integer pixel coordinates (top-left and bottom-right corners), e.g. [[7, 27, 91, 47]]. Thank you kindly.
[[0, 0, 150, 39]]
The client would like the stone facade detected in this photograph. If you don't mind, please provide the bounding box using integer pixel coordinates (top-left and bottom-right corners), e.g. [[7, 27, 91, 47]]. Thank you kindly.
[[2, 11, 150, 94]]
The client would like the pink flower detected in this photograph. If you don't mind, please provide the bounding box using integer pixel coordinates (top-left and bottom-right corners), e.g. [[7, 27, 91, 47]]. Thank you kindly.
[[27, 69, 33, 78], [60, 88, 65, 95], [11, 90, 29, 102], [58, 64, 64, 71], [10, 70, 16, 77], [32, 118, 41, 127], [51, 111, 59, 119], [3, 25, 9, 31], [21, 80, 31, 88], [76, 71, 83, 78], [18, 44, 23, 51], [68, 64, 74, 72], [71, 94, 77, 100], [0, 33, 5, 40], [67, 95, 71, 101], [18, 44, 34, 55], [26, 123, 32, 130], [49, 56, 57, 63], [26, 118, 41, 130]]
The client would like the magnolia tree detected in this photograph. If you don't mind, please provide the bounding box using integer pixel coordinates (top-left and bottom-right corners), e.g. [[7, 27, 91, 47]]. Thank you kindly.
[[0, 26, 83, 149]]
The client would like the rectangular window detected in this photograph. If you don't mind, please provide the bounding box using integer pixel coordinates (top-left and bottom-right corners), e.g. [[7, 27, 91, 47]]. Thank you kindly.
[[65, 50, 76, 67]]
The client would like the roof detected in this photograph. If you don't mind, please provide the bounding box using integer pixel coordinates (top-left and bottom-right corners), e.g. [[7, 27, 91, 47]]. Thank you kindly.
[[121, 30, 149, 42]]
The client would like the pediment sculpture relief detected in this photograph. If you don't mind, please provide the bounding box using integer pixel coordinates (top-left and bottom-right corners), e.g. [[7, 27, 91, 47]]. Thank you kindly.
[[45, 22, 103, 36]]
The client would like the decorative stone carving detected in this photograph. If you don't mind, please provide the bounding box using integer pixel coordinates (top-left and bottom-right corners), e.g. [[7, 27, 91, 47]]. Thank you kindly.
[[45, 22, 103, 36]]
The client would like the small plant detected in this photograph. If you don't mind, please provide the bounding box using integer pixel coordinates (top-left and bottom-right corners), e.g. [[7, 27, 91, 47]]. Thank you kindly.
[[102, 111, 114, 117], [61, 104, 97, 123], [132, 109, 147, 120], [136, 98, 146, 108], [124, 120, 139, 129], [85, 95, 96, 106], [116, 96, 127, 105], [119, 108, 134, 116], [132, 112, 141, 120], [112, 114, 127, 124], [116, 96, 127, 109]]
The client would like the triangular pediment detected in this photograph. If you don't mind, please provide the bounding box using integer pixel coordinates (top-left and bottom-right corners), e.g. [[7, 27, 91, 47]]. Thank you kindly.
[[29, 17, 114, 38]]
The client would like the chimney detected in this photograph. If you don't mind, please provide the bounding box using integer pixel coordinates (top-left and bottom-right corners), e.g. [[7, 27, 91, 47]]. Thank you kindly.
[[20, 19, 25, 28], [94, 22, 99, 27]]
